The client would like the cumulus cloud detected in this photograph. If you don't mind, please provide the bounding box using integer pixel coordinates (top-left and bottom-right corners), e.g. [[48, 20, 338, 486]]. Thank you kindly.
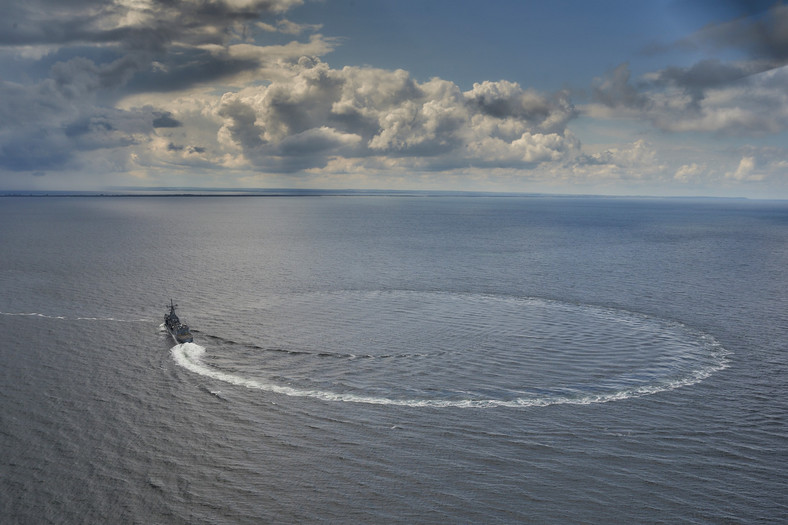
[[674, 163, 707, 183], [206, 60, 578, 173], [726, 156, 763, 181], [1, 0, 785, 195]]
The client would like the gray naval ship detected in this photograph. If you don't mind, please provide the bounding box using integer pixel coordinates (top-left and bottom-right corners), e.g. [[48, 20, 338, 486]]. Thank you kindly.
[[164, 300, 193, 344]]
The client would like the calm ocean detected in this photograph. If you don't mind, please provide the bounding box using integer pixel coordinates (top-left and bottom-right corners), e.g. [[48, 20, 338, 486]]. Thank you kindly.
[[1, 195, 786, 523]]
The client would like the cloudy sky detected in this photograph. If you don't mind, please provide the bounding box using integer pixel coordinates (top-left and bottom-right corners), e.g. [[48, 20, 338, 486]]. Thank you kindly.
[[1, 0, 787, 197]]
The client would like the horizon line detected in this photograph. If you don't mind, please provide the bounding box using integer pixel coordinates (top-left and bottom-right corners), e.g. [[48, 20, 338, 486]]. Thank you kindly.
[[0, 187, 768, 200]]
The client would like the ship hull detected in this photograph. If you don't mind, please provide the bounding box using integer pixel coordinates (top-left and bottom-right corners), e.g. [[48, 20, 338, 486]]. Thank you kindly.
[[167, 326, 193, 344]]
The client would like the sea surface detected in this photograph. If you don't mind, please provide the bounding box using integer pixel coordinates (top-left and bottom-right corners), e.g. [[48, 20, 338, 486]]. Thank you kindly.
[[1, 195, 786, 523]]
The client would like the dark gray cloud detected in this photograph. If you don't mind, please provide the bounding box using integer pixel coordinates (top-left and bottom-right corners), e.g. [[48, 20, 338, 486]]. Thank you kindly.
[[153, 112, 182, 128], [602, 2, 788, 129], [0, 0, 310, 174], [588, 60, 788, 135], [124, 50, 261, 93], [592, 63, 651, 110], [651, 58, 777, 110], [3, 0, 312, 94], [591, 2, 788, 134], [0, 51, 152, 172], [0, 72, 184, 172], [167, 142, 205, 154], [593, 59, 774, 112], [675, 2, 788, 62], [654, 58, 774, 90], [3, 0, 304, 49], [0, 130, 71, 172], [50, 55, 145, 99]]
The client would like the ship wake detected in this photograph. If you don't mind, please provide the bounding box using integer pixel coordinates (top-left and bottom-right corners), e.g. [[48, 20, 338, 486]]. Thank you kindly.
[[168, 291, 731, 409]]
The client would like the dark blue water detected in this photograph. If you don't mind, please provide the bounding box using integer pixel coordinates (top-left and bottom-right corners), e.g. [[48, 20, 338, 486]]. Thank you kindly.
[[1, 196, 786, 523]]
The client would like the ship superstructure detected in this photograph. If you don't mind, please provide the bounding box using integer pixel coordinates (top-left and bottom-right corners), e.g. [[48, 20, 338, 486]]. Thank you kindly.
[[165, 300, 193, 344]]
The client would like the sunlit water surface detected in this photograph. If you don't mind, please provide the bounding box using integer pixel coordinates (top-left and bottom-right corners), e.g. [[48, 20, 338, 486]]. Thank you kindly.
[[1, 196, 786, 523]]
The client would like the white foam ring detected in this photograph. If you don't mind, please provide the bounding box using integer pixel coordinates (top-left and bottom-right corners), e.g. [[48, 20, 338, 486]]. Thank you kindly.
[[171, 325, 730, 409], [169, 291, 732, 408]]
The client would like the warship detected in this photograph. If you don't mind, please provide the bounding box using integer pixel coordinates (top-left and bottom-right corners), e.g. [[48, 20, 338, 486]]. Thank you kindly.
[[164, 300, 193, 344]]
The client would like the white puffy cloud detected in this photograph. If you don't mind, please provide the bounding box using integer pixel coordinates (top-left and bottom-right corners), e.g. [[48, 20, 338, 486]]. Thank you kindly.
[[1, 0, 786, 196], [674, 163, 707, 183], [590, 140, 657, 170], [726, 156, 763, 181], [204, 60, 579, 173]]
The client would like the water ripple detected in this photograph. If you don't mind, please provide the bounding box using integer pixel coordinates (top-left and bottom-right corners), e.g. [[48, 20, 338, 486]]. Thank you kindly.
[[171, 290, 730, 408]]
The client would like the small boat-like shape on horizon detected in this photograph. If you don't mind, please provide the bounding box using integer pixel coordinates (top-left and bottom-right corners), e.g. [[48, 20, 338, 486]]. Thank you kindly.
[[164, 300, 193, 344]]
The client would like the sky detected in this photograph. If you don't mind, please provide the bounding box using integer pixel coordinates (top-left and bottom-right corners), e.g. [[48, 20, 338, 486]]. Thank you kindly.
[[1, 0, 787, 197]]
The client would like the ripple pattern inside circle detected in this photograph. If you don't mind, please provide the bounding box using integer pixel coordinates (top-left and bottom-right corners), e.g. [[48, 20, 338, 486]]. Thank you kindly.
[[173, 291, 730, 407]]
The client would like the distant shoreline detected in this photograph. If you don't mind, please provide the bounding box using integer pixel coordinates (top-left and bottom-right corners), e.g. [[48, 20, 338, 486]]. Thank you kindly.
[[0, 189, 759, 201]]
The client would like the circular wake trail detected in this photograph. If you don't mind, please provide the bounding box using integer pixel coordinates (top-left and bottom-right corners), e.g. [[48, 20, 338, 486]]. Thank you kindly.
[[169, 291, 730, 408]]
